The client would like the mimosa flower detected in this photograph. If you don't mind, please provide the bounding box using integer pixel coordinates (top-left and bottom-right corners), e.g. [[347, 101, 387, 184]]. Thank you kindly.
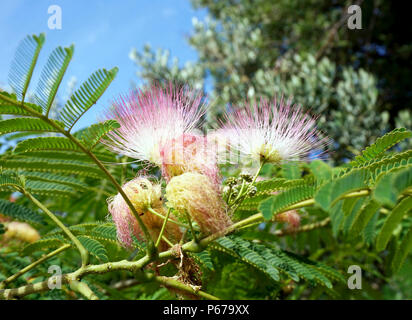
[[108, 177, 181, 249], [165, 172, 232, 235], [103, 84, 205, 167], [219, 97, 328, 165]]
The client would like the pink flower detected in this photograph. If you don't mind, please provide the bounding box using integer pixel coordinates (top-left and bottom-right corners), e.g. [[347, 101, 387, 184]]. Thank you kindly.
[[102, 84, 205, 167], [218, 97, 328, 165], [107, 177, 181, 249]]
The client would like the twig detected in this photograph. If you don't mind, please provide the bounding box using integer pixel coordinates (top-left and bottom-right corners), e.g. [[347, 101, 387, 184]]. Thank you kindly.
[[22, 190, 89, 267]]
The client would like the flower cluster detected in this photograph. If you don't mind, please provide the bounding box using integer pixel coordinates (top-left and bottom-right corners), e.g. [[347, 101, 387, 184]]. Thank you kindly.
[[103, 84, 327, 249]]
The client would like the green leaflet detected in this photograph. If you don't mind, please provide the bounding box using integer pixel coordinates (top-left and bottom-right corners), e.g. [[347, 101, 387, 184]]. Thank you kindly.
[[14, 137, 80, 153], [60, 68, 118, 130], [376, 197, 412, 251], [0, 93, 43, 115], [213, 236, 342, 288], [391, 228, 412, 274], [0, 199, 45, 224], [373, 166, 412, 207], [90, 224, 119, 243], [190, 250, 215, 271], [25, 180, 78, 198], [78, 236, 109, 262], [258, 184, 317, 220], [74, 120, 120, 150], [35, 45, 74, 115], [22, 237, 66, 256], [0, 118, 64, 136], [0, 158, 103, 179], [282, 163, 301, 179], [212, 237, 280, 282], [350, 128, 412, 166], [20, 171, 89, 191], [363, 211, 380, 245], [8, 33, 45, 100], [251, 178, 287, 196], [0, 172, 21, 189], [315, 168, 369, 211], [349, 198, 381, 236], [18, 149, 117, 163], [309, 160, 333, 182]]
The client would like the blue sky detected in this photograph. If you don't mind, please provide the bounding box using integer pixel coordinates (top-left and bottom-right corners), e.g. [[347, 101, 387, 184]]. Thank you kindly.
[[0, 0, 206, 130]]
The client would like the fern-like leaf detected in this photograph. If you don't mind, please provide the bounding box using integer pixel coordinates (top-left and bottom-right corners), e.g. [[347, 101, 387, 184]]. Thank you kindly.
[[349, 199, 381, 236], [315, 169, 369, 211], [20, 171, 88, 191], [391, 227, 412, 274], [14, 137, 79, 153], [376, 197, 412, 251], [350, 128, 412, 166], [0, 92, 43, 115], [60, 68, 118, 130], [74, 120, 120, 150], [0, 118, 64, 136], [259, 185, 317, 220], [78, 236, 109, 262], [22, 238, 65, 256], [8, 33, 45, 100], [25, 180, 78, 198], [0, 199, 45, 224], [0, 158, 103, 178], [35, 45, 74, 115], [373, 166, 412, 207]]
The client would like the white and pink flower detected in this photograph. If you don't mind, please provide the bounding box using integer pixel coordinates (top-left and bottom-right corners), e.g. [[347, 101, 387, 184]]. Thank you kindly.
[[218, 97, 328, 165]]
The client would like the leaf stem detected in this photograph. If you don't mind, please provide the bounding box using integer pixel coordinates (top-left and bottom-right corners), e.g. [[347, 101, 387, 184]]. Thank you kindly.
[[147, 207, 192, 229], [22, 190, 89, 267], [155, 208, 171, 248]]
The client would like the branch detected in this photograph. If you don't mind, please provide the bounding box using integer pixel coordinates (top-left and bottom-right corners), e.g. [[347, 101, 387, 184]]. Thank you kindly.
[[69, 280, 99, 300], [153, 275, 219, 300], [22, 190, 89, 267]]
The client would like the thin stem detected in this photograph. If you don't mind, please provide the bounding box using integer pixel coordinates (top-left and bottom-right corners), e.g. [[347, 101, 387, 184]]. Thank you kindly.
[[161, 235, 174, 247], [156, 208, 171, 248], [0, 244, 71, 289], [147, 207, 192, 229], [22, 190, 89, 267], [185, 211, 198, 243]]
